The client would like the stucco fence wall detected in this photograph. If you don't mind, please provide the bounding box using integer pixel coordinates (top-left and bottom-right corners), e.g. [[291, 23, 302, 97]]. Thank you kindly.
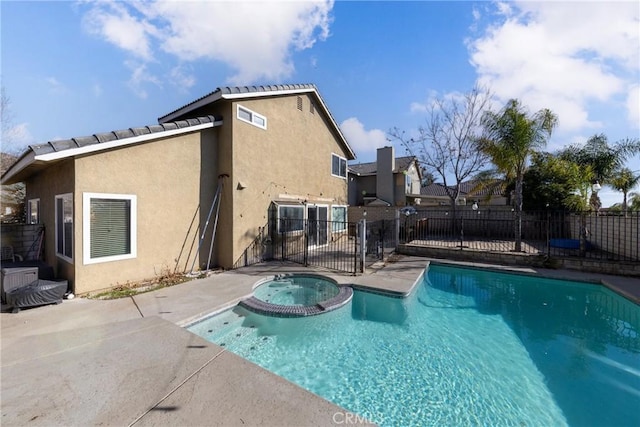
[[1, 224, 44, 261], [567, 214, 639, 260]]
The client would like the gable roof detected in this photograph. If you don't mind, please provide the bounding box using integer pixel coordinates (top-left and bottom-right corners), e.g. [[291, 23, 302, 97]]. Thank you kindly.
[[159, 83, 356, 160], [348, 156, 417, 176], [1, 115, 222, 185]]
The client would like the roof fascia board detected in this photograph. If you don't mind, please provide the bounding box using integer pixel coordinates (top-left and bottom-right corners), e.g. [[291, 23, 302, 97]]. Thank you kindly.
[[1, 151, 36, 184], [35, 121, 220, 162], [220, 88, 316, 100], [159, 92, 224, 123]]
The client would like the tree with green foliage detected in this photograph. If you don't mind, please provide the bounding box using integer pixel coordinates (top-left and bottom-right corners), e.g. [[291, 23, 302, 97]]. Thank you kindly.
[[609, 168, 640, 216], [479, 99, 558, 251], [629, 192, 640, 212], [522, 152, 587, 211], [558, 134, 640, 209]]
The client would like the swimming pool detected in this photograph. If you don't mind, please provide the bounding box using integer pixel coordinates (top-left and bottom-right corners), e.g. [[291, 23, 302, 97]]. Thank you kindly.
[[188, 264, 640, 426]]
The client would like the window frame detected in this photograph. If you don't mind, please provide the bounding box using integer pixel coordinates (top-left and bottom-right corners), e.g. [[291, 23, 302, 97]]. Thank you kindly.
[[55, 193, 73, 263], [277, 204, 305, 234], [331, 153, 347, 179], [331, 205, 348, 232], [237, 104, 267, 130], [27, 198, 40, 224], [83, 192, 137, 265]]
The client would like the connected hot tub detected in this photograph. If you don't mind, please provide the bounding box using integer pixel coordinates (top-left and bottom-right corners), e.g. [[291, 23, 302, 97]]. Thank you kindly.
[[239, 274, 353, 317]]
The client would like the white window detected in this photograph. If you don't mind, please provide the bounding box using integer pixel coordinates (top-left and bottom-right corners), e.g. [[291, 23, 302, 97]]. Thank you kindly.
[[405, 173, 412, 193], [237, 104, 267, 130], [83, 193, 137, 265], [28, 198, 40, 224], [278, 205, 304, 233], [55, 193, 73, 262], [331, 206, 347, 232], [331, 154, 347, 178]]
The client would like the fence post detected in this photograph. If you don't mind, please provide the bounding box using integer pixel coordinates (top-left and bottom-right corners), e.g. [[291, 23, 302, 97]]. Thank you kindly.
[[359, 219, 367, 274], [546, 207, 551, 258], [380, 220, 385, 260], [303, 220, 309, 266]]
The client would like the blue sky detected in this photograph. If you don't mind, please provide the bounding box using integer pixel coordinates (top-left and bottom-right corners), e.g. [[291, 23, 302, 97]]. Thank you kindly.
[[2, 1, 639, 207]]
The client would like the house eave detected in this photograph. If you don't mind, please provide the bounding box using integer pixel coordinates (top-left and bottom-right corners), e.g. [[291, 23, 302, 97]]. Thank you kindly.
[[159, 85, 357, 161], [1, 120, 222, 185]]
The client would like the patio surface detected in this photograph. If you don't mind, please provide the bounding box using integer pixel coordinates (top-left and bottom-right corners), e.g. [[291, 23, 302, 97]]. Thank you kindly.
[[1, 256, 638, 426]]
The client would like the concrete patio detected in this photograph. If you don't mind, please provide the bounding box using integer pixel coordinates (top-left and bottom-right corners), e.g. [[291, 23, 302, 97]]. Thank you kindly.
[[1, 256, 638, 426]]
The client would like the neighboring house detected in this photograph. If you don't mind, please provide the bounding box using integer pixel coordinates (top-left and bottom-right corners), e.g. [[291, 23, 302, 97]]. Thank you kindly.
[[0, 153, 25, 223], [420, 180, 508, 206], [1, 84, 355, 294], [348, 146, 422, 207]]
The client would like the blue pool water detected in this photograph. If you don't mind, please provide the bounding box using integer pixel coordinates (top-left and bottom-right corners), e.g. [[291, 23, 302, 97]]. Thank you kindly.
[[188, 265, 640, 426]]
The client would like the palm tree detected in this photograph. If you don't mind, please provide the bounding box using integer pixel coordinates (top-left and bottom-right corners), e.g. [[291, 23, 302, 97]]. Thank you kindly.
[[629, 192, 640, 212], [610, 168, 640, 216], [479, 99, 558, 252], [558, 134, 640, 208]]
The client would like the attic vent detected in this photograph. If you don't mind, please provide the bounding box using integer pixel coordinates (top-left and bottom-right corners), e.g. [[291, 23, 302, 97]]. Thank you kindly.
[[297, 96, 303, 111]]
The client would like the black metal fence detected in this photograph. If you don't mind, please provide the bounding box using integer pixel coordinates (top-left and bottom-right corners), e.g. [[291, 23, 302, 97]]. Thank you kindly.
[[233, 219, 359, 274], [233, 210, 639, 273], [396, 209, 639, 262]]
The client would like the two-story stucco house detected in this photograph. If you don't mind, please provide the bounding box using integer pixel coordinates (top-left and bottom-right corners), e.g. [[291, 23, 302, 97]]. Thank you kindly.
[[348, 146, 422, 207], [1, 84, 356, 295]]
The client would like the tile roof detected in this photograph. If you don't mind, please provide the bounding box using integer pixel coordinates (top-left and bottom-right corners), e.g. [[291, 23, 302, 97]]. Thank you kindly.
[[420, 180, 505, 197], [159, 84, 318, 123], [29, 115, 221, 156], [420, 183, 451, 197], [348, 156, 416, 176], [1, 115, 222, 185]]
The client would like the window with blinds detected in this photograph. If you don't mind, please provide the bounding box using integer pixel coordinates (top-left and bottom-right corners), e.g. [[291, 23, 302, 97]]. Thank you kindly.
[[83, 193, 137, 264]]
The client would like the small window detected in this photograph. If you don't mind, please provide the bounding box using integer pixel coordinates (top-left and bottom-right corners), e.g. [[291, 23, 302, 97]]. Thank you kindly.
[[28, 199, 40, 224], [331, 154, 347, 178], [310, 101, 315, 115], [55, 193, 73, 261], [405, 173, 412, 193], [331, 206, 347, 232], [297, 96, 303, 111], [83, 193, 137, 264], [237, 104, 267, 130], [278, 205, 304, 233]]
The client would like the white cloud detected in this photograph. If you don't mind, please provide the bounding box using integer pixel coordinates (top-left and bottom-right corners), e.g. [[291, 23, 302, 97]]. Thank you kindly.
[[169, 65, 196, 91], [83, 2, 157, 60], [3, 122, 35, 154], [468, 1, 639, 134], [340, 117, 387, 156], [627, 84, 640, 129], [125, 61, 162, 99], [46, 77, 66, 94], [81, 0, 334, 87], [93, 83, 103, 97]]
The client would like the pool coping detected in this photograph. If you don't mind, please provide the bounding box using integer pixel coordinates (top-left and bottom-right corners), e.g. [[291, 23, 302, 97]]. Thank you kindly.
[[239, 285, 354, 317]]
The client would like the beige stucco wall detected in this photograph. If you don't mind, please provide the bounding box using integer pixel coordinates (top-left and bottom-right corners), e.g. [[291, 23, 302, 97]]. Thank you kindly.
[[227, 94, 350, 267], [25, 159, 75, 286], [70, 130, 217, 294]]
